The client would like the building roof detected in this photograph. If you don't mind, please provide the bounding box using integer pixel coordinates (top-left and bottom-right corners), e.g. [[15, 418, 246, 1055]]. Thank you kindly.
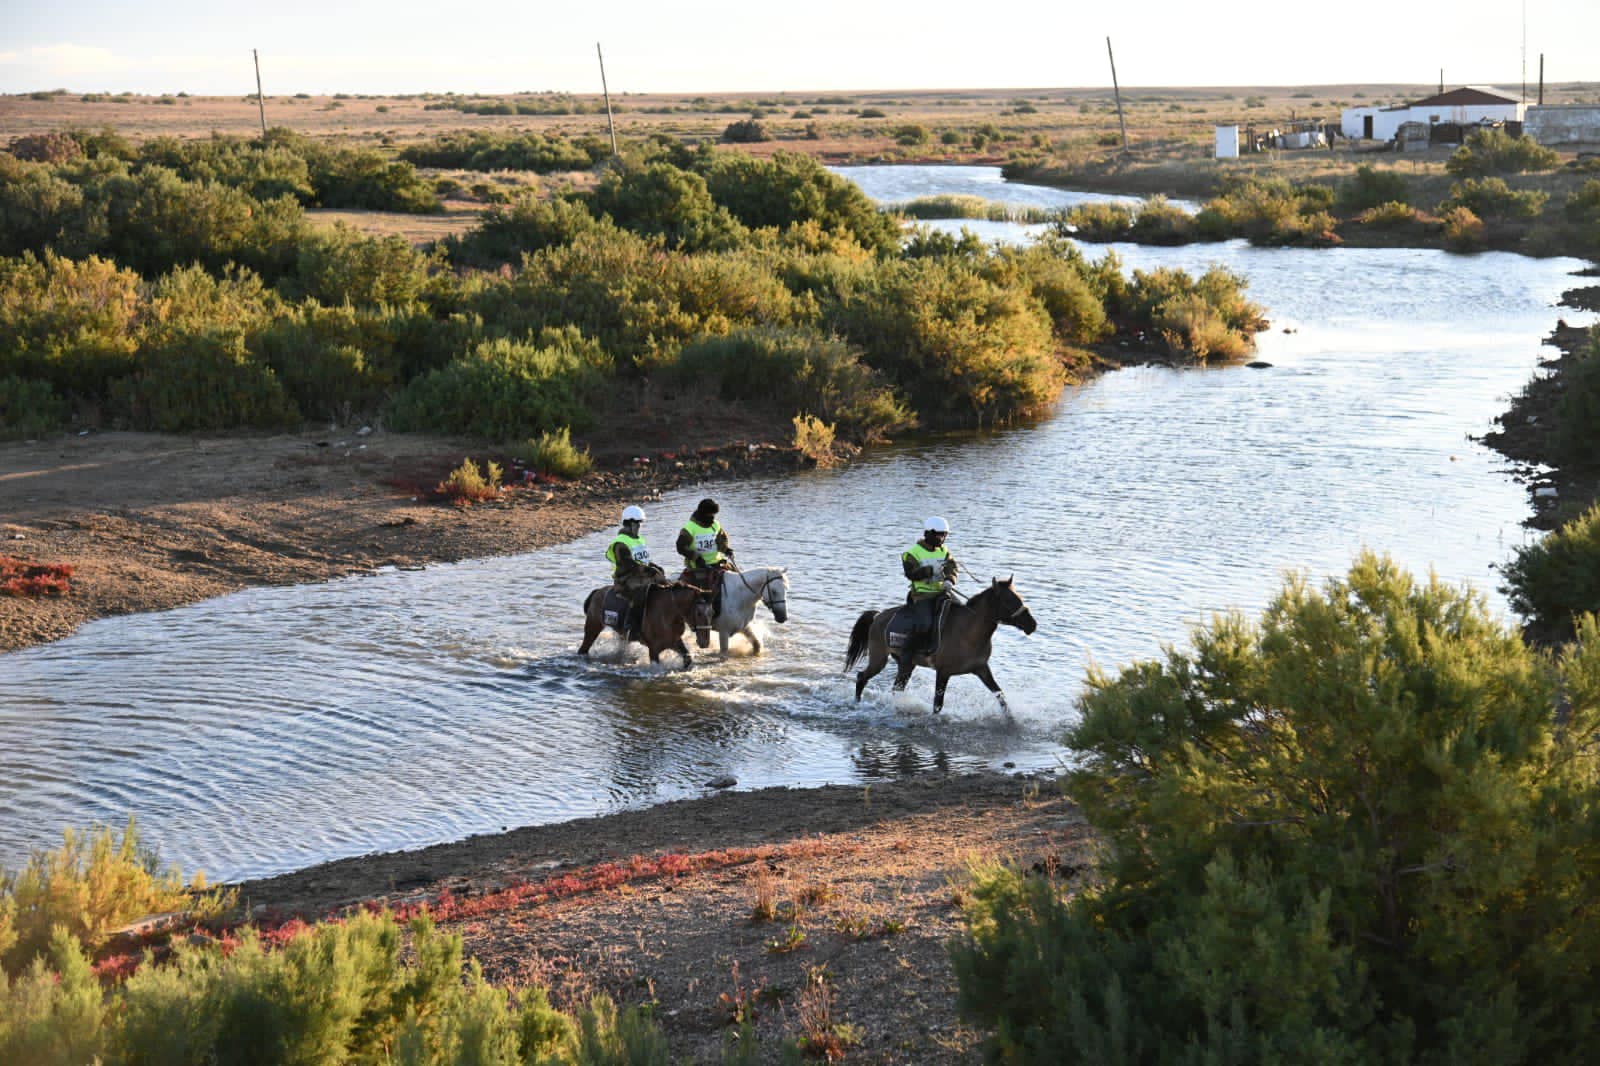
[[1408, 87, 1519, 108]]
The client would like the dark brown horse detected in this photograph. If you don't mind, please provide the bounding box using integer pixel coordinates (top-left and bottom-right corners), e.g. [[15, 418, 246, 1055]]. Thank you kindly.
[[579, 582, 713, 667], [844, 577, 1037, 714]]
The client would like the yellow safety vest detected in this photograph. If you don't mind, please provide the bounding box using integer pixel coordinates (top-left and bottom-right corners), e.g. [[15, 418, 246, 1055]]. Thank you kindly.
[[607, 532, 649, 579], [682, 518, 724, 567], [903, 542, 950, 596]]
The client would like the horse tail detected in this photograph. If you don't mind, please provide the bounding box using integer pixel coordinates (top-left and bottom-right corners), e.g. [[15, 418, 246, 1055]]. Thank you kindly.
[[844, 610, 878, 672]]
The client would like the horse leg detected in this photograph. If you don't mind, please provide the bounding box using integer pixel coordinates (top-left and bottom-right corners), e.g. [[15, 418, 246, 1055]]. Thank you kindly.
[[740, 627, 762, 655], [933, 671, 950, 714], [854, 645, 889, 701], [675, 639, 692, 669], [973, 664, 1010, 715], [891, 656, 915, 691], [718, 628, 731, 654], [578, 615, 601, 656]]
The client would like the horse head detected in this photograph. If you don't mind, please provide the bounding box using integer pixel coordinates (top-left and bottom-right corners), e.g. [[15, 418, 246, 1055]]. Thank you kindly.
[[991, 576, 1037, 635], [761, 568, 789, 624]]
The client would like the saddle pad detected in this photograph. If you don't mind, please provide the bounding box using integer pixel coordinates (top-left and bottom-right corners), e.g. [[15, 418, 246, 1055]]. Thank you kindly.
[[602, 589, 630, 630]]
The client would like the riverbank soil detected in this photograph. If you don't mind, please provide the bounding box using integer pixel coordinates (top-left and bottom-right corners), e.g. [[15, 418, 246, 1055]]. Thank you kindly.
[[238, 771, 1088, 1064], [0, 426, 798, 652]]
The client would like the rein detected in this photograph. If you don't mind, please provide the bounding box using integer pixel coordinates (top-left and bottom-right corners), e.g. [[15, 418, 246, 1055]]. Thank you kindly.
[[737, 568, 787, 608]]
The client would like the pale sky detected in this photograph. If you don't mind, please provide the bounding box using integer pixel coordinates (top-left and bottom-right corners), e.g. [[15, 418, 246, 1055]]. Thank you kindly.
[[2, 1, 1595, 97]]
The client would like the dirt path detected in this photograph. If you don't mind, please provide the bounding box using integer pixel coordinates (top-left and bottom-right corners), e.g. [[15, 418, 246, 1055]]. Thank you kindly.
[[0, 428, 798, 651]]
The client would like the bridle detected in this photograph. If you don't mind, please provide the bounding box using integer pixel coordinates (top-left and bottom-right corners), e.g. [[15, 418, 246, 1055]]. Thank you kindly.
[[737, 569, 787, 612]]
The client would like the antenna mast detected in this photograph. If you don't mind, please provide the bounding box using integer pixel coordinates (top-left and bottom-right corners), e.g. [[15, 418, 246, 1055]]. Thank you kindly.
[[252, 49, 267, 137]]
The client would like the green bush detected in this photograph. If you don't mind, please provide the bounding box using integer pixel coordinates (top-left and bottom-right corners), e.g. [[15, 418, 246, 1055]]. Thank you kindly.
[[1565, 179, 1600, 253], [517, 426, 594, 478], [1338, 164, 1411, 211], [397, 130, 603, 172], [0, 375, 66, 438], [447, 196, 615, 267], [0, 252, 141, 406], [1058, 201, 1134, 241], [250, 302, 405, 421], [1356, 200, 1426, 229], [591, 162, 747, 252], [669, 326, 912, 440], [117, 331, 299, 431], [290, 224, 434, 307], [826, 256, 1064, 424], [953, 553, 1600, 1062], [1549, 326, 1600, 466], [1440, 204, 1486, 249], [388, 334, 602, 439], [694, 152, 900, 253], [1197, 177, 1337, 246], [980, 240, 1109, 346], [894, 124, 932, 146], [722, 118, 770, 143], [1440, 177, 1548, 221], [1446, 127, 1561, 179], [1, 908, 667, 1064], [1503, 500, 1600, 644], [0, 819, 226, 973], [1121, 265, 1264, 358], [104, 165, 308, 280], [1129, 196, 1197, 244], [0, 160, 109, 258]]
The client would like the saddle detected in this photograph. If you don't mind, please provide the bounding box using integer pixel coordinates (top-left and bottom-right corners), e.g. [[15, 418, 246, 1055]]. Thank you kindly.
[[888, 597, 952, 658], [680, 566, 725, 618]]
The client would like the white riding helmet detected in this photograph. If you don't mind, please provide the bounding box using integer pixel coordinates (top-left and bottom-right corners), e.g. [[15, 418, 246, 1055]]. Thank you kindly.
[[621, 505, 646, 523], [924, 516, 950, 534]]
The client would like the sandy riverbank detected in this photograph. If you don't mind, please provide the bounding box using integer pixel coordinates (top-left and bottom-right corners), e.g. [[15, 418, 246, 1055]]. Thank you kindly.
[[0, 427, 801, 652]]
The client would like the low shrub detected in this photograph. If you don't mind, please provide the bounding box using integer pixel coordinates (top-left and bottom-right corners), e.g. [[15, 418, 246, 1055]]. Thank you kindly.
[[434, 457, 503, 504], [722, 118, 770, 144], [953, 553, 1600, 1062], [1440, 177, 1548, 221], [669, 326, 912, 440], [0, 375, 67, 438], [792, 413, 838, 465], [0, 555, 73, 597], [1129, 195, 1196, 244], [116, 332, 299, 432], [289, 224, 434, 307], [1058, 201, 1134, 241], [517, 426, 593, 478], [0, 820, 227, 973], [1338, 164, 1411, 212], [1565, 179, 1600, 253], [894, 124, 932, 146], [1550, 326, 1600, 466], [1440, 204, 1486, 249], [0, 908, 666, 1064], [1502, 500, 1600, 644], [249, 303, 401, 422], [0, 253, 141, 406], [446, 196, 615, 268], [388, 334, 601, 439], [1446, 127, 1561, 178], [591, 162, 747, 252], [1355, 200, 1426, 229], [1153, 292, 1253, 361]]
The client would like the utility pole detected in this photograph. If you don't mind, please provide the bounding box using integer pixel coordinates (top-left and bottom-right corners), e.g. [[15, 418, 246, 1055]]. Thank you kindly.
[[252, 49, 267, 137], [596, 43, 618, 159], [1106, 37, 1128, 154], [1538, 53, 1544, 106]]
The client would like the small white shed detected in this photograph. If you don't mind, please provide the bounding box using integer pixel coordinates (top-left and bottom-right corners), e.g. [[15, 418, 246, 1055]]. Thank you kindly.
[[1215, 125, 1239, 159]]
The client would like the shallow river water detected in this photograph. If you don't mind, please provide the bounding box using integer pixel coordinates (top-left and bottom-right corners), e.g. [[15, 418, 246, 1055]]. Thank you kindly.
[[1, 167, 1592, 881]]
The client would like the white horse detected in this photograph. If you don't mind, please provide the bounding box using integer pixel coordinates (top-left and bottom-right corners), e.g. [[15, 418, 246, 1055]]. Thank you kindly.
[[710, 566, 789, 654]]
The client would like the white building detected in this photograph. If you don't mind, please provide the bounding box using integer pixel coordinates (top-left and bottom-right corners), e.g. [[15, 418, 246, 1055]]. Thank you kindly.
[[1341, 87, 1524, 142]]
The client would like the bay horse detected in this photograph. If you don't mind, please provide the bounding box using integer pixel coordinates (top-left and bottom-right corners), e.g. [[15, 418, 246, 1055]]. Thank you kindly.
[[578, 582, 714, 668], [706, 566, 790, 654], [844, 577, 1037, 714]]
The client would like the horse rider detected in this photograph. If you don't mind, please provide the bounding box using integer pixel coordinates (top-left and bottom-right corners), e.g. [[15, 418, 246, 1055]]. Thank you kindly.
[[676, 497, 736, 614], [901, 516, 958, 657], [608, 505, 666, 640]]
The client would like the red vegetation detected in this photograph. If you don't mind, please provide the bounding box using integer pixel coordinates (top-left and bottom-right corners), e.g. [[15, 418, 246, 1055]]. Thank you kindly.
[[0, 556, 74, 597]]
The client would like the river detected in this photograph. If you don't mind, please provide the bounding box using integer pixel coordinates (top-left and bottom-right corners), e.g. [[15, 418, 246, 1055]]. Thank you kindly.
[[0, 166, 1591, 881]]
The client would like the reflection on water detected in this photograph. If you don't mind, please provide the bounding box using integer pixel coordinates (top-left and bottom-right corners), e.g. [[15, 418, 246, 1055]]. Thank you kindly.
[[0, 166, 1591, 881]]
